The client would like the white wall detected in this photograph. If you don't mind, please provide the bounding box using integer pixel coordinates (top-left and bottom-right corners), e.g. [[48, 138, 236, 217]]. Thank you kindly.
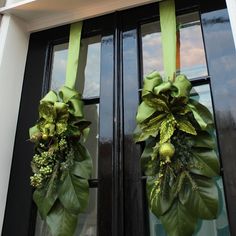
[[0, 14, 29, 233]]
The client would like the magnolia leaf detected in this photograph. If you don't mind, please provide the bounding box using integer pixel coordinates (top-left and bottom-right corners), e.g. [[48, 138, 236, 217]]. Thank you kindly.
[[140, 139, 157, 175], [74, 143, 93, 166], [188, 99, 213, 130], [136, 102, 156, 124], [133, 126, 150, 142], [151, 142, 160, 160], [190, 149, 220, 177], [192, 131, 215, 149], [147, 174, 175, 217], [72, 158, 92, 180], [58, 173, 89, 214], [183, 176, 219, 219], [177, 119, 197, 135], [160, 199, 197, 236], [82, 127, 90, 142], [46, 201, 78, 236], [33, 186, 58, 220], [160, 118, 175, 143]]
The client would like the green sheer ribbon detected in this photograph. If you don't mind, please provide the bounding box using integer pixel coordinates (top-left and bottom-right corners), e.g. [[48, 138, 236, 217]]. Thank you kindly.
[[66, 22, 83, 89], [160, 0, 176, 81]]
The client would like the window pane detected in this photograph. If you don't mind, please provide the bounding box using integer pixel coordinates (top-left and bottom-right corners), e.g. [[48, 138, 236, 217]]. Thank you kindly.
[[77, 36, 101, 99], [148, 84, 230, 236], [84, 104, 99, 179], [75, 188, 97, 236], [141, 12, 208, 79], [50, 35, 101, 99], [50, 43, 69, 91]]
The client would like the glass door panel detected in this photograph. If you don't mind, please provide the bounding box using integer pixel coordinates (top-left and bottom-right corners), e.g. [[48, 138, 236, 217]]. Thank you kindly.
[[34, 34, 101, 236]]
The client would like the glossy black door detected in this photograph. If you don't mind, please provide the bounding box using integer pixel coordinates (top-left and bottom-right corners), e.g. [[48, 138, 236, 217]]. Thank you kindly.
[[3, 0, 236, 236]]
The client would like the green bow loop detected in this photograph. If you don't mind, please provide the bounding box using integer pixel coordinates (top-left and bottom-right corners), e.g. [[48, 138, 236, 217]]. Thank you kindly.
[[68, 98, 84, 118], [59, 86, 84, 118], [59, 86, 81, 103], [153, 81, 172, 95], [142, 71, 163, 97], [171, 75, 192, 99], [41, 90, 58, 103]]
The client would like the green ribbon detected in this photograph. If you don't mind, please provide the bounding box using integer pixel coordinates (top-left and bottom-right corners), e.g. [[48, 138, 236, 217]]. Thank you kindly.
[[136, 72, 191, 124], [160, 0, 176, 81], [30, 86, 85, 139], [65, 22, 83, 89]]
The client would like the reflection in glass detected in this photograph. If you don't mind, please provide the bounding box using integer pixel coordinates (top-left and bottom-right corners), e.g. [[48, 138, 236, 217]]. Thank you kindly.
[[148, 84, 230, 236], [50, 35, 101, 98], [50, 43, 69, 91], [84, 104, 99, 179], [74, 188, 97, 236], [77, 36, 101, 98], [141, 12, 207, 79]]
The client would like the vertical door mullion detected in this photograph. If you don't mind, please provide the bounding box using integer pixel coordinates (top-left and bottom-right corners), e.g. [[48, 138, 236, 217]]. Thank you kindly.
[[113, 13, 124, 236], [98, 19, 115, 236], [122, 25, 148, 235]]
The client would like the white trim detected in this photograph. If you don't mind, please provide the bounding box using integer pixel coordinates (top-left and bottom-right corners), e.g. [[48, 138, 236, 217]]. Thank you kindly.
[[225, 0, 236, 50], [0, 15, 29, 233], [0, 0, 158, 32]]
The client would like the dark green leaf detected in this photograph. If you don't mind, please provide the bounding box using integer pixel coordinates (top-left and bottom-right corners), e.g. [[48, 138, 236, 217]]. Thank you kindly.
[[72, 160, 92, 179], [143, 97, 169, 112], [33, 187, 58, 220], [58, 173, 89, 214], [188, 99, 213, 130], [147, 168, 175, 217], [184, 176, 219, 219], [133, 125, 153, 142], [190, 149, 220, 177], [136, 102, 156, 124], [192, 131, 215, 149], [46, 201, 78, 236], [160, 199, 197, 236], [177, 118, 197, 135]]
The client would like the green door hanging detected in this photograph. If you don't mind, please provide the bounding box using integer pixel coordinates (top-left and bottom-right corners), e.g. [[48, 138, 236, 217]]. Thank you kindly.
[[134, 1, 220, 236], [29, 22, 92, 236]]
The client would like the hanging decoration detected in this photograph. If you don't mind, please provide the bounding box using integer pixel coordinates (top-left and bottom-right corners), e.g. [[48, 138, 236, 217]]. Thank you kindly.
[[29, 22, 92, 236], [134, 1, 220, 235]]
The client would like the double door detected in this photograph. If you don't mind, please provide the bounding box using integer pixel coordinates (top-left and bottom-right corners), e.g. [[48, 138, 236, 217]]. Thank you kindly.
[[3, 0, 236, 235]]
